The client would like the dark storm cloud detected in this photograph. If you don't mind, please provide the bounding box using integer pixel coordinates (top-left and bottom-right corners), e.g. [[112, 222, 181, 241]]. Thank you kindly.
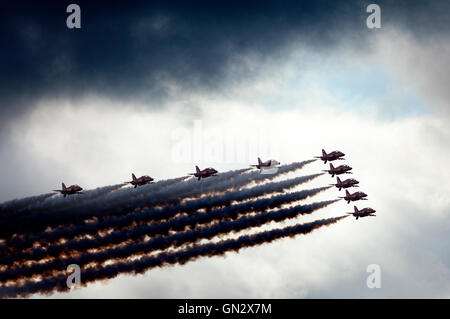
[[0, 0, 449, 124], [0, 0, 350, 112]]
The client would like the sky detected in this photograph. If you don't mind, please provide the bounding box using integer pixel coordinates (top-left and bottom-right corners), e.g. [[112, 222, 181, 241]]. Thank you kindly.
[[1, 0, 450, 298]]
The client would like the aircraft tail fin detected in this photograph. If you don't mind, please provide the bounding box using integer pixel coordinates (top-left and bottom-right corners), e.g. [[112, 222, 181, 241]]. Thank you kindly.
[[322, 149, 327, 156], [337, 176, 341, 184], [132, 173, 137, 181], [330, 163, 334, 170], [258, 157, 262, 165], [346, 190, 350, 197], [62, 183, 66, 190], [354, 206, 359, 213], [196, 166, 200, 174]]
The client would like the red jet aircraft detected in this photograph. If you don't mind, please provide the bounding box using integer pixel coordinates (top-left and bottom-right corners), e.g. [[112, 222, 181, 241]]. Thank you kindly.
[[339, 190, 368, 204], [250, 158, 280, 170], [347, 206, 376, 220], [331, 176, 359, 191], [53, 183, 83, 197], [315, 149, 345, 164], [189, 166, 218, 180], [128, 173, 154, 188], [322, 163, 352, 177]]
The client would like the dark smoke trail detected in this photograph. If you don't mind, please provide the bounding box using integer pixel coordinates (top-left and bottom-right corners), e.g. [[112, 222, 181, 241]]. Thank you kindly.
[[3, 184, 125, 221], [0, 176, 189, 238], [0, 161, 313, 238], [0, 199, 337, 282], [0, 193, 55, 217], [0, 216, 347, 298], [2, 173, 322, 254], [0, 186, 330, 265], [0, 170, 245, 238], [0, 176, 186, 224]]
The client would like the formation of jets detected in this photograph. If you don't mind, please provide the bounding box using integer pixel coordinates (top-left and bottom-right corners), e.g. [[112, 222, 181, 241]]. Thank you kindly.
[[317, 149, 376, 220], [52, 157, 278, 196], [51, 153, 375, 221]]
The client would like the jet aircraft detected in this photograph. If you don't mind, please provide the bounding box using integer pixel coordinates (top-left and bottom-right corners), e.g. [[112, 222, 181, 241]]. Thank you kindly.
[[339, 190, 368, 204], [315, 149, 345, 163], [250, 158, 280, 170], [53, 183, 83, 197], [189, 166, 218, 180], [331, 176, 359, 191], [322, 163, 352, 177], [347, 206, 376, 220], [128, 173, 154, 188]]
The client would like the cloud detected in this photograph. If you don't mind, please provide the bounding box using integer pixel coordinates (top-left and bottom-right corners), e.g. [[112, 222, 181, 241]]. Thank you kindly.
[[0, 1, 357, 125], [371, 29, 450, 116], [1, 0, 449, 128], [12, 77, 449, 298], [1, 6, 449, 297]]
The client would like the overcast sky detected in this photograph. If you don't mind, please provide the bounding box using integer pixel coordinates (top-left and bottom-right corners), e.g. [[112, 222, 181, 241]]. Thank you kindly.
[[1, 1, 450, 298]]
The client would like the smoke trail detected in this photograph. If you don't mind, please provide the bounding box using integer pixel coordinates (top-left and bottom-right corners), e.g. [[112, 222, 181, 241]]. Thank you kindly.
[[0, 171, 244, 237], [0, 186, 330, 265], [0, 199, 337, 282], [0, 176, 185, 223], [2, 173, 322, 254], [90, 161, 313, 218], [45, 183, 126, 210], [0, 216, 347, 298], [0, 193, 55, 219], [0, 176, 189, 238], [0, 161, 312, 237], [3, 184, 125, 221], [91, 160, 315, 218]]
